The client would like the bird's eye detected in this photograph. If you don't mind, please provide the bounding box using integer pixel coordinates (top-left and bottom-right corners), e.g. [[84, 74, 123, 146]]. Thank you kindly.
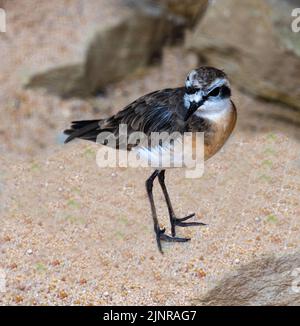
[[208, 87, 221, 97], [186, 87, 198, 95]]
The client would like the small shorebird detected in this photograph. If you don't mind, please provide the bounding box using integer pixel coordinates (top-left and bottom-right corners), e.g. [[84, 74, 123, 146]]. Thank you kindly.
[[64, 67, 237, 253]]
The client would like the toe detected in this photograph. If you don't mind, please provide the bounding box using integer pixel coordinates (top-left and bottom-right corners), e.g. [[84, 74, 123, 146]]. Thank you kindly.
[[160, 233, 190, 243], [175, 213, 195, 222], [176, 221, 207, 227]]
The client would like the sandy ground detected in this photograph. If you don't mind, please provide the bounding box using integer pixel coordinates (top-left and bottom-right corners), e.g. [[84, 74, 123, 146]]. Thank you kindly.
[[1, 128, 300, 305], [0, 0, 300, 305]]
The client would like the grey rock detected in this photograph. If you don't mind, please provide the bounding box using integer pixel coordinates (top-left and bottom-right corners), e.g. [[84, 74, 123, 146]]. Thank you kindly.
[[25, 64, 90, 98], [85, 1, 208, 94], [84, 8, 175, 95], [194, 252, 300, 306], [152, 0, 208, 27], [26, 1, 208, 98]]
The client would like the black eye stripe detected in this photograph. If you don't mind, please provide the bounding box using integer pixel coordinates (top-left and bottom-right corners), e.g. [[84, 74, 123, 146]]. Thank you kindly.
[[207, 85, 231, 98], [186, 85, 231, 98]]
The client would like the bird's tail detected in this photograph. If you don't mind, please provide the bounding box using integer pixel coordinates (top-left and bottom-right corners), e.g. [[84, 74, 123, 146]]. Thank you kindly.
[[64, 119, 103, 143]]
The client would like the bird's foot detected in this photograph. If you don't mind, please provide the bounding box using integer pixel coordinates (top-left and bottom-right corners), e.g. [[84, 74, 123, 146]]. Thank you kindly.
[[171, 213, 207, 237], [156, 227, 190, 254]]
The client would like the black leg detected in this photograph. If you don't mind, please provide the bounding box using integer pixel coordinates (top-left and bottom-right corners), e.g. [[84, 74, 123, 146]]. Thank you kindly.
[[158, 170, 206, 237], [146, 170, 190, 254]]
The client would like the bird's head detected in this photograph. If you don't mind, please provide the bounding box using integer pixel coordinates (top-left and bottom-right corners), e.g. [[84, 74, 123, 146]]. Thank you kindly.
[[184, 67, 232, 121]]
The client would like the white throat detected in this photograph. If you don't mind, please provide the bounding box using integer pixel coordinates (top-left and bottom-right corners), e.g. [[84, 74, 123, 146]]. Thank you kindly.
[[196, 98, 232, 122]]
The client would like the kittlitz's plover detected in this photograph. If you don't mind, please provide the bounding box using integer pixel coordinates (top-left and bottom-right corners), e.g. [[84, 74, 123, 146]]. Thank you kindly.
[[64, 66, 237, 253]]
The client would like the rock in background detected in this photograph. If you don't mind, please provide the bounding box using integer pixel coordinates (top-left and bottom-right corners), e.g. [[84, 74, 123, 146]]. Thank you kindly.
[[152, 0, 208, 27], [195, 252, 300, 306], [186, 0, 300, 111], [26, 0, 208, 97]]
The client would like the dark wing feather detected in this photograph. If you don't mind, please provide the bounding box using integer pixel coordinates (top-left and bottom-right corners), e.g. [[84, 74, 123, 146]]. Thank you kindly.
[[64, 120, 102, 143], [102, 88, 187, 136], [64, 88, 188, 145]]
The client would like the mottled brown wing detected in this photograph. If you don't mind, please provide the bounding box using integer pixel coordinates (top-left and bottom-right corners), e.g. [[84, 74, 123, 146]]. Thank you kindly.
[[101, 88, 187, 136], [64, 88, 185, 144]]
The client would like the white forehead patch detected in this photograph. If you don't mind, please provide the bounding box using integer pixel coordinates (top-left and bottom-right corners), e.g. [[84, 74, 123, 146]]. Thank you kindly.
[[185, 70, 197, 88]]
